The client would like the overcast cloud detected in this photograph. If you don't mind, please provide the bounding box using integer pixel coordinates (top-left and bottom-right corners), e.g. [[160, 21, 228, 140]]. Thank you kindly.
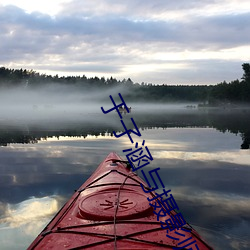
[[0, 0, 250, 84]]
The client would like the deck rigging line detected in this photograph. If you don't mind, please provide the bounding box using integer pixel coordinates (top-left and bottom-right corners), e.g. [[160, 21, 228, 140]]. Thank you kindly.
[[113, 170, 136, 249]]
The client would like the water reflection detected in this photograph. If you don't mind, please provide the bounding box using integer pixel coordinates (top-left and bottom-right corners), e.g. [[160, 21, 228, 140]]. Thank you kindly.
[[0, 196, 63, 250], [0, 196, 59, 228], [0, 108, 250, 149], [0, 108, 250, 249], [155, 150, 250, 166]]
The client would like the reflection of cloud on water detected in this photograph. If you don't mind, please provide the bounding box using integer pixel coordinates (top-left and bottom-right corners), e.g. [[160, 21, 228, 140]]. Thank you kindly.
[[0, 196, 59, 231], [137, 127, 243, 152], [172, 187, 250, 249], [42, 134, 117, 142], [0, 141, 125, 204], [154, 150, 250, 166], [122, 140, 186, 151], [193, 223, 250, 250], [174, 187, 250, 215], [5, 142, 115, 178], [0, 196, 61, 249]]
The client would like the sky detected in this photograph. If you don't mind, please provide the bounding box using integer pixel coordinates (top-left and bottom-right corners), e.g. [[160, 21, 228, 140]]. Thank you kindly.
[[0, 0, 250, 85]]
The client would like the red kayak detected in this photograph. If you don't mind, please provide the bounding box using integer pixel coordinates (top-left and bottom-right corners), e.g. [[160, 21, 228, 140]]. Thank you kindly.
[[28, 152, 213, 249]]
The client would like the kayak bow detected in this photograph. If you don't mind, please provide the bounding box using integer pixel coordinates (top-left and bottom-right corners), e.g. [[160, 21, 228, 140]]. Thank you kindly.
[[28, 152, 213, 249]]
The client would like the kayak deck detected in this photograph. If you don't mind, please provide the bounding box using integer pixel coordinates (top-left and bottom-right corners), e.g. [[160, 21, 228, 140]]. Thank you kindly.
[[28, 152, 213, 249]]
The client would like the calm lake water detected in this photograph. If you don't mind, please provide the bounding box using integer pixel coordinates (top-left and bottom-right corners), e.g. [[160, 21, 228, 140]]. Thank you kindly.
[[0, 104, 250, 249]]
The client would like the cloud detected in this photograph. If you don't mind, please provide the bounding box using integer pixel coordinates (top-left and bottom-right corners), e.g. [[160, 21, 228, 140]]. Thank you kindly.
[[58, 0, 243, 19], [0, 1, 250, 84], [3, 4, 249, 48]]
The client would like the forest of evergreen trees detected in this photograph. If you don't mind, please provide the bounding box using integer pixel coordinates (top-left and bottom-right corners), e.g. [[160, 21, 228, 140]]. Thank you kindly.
[[0, 63, 249, 104]]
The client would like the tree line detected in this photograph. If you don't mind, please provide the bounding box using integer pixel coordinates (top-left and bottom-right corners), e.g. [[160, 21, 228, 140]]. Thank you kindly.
[[208, 63, 250, 105], [0, 63, 249, 104]]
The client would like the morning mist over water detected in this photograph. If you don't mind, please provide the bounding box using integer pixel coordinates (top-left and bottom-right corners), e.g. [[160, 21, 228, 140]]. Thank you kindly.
[[0, 83, 202, 127], [0, 81, 250, 250], [0, 83, 249, 149]]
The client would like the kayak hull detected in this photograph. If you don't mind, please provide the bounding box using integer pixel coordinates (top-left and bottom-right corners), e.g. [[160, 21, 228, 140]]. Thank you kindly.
[[28, 152, 213, 249]]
